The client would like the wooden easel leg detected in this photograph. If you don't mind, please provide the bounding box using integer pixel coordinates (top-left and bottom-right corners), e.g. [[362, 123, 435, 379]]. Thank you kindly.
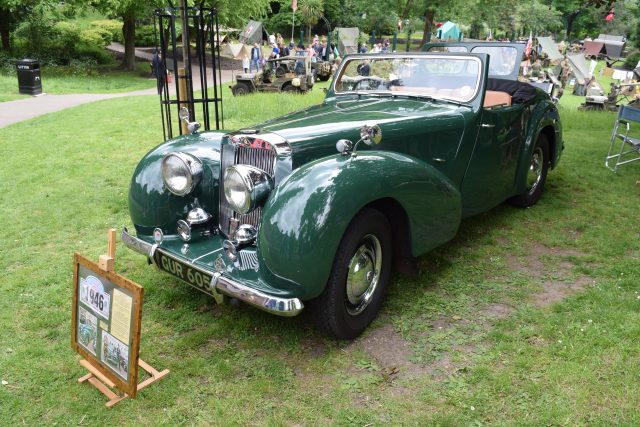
[[136, 359, 170, 393], [77, 358, 168, 408]]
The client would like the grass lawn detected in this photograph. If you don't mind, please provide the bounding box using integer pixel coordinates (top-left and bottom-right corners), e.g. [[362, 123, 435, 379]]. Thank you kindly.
[[0, 61, 155, 102], [1, 84, 639, 425]]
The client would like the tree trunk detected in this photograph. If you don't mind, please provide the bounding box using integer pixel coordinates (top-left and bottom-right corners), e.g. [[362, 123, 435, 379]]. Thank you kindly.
[[564, 10, 582, 39], [421, 9, 435, 46], [121, 9, 136, 71], [0, 9, 11, 52], [401, 0, 413, 20]]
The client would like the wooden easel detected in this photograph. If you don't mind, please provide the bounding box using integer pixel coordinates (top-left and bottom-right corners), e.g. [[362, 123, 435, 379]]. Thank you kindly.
[[76, 229, 169, 408], [78, 357, 170, 408]]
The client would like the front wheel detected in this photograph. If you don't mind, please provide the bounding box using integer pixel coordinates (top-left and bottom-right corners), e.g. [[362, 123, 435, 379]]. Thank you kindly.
[[309, 208, 392, 339], [231, 82, 250, 96], [509, 133, 550, 207], [282, 84, 298, 93]]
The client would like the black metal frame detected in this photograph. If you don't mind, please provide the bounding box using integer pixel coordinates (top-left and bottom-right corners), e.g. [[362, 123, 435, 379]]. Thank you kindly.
[[154, 5, 223, 140]]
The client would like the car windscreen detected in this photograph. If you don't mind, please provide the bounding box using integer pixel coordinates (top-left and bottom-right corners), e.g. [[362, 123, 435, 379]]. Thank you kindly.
[[470, 46, 519, 77], [334, 55, 481, 103]]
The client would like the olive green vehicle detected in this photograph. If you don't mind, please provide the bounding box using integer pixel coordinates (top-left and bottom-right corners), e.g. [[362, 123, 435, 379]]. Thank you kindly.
[[311, 59, 332, 81], [231, 55, 315, 95], [123, 43, 563, 339]]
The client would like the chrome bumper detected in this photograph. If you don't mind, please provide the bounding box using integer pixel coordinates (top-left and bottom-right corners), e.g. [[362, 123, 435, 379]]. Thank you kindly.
[[121, 228, 304, 317]]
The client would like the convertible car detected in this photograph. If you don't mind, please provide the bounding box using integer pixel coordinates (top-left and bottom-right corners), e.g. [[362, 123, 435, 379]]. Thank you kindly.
[[122, 42, 563, 339]]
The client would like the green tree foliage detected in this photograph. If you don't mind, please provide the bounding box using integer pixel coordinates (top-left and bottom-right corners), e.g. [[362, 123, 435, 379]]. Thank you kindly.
[[90, 0, 161, 70], [298, 0, 324, 43], [0, 0, 55, 52], [516, 1, 563, 36], [201, 0, 272, 28]]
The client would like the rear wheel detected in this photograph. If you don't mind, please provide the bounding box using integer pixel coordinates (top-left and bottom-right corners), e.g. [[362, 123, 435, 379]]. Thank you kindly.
[[509, 133, 550, 207], [232, 82, 250, 96], [309, 208, 392, 339]]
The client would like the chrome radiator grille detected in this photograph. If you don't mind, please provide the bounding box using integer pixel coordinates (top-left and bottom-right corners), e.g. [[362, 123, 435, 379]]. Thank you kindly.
[[219, 143, 277, 237]]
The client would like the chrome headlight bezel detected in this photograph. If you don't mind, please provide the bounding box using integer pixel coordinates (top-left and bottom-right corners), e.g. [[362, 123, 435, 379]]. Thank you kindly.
[[223, 165, 273, 214], [161, 152, 203, 196]]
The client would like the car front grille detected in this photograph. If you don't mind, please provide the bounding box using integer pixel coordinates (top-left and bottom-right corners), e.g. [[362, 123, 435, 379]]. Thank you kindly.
[[219, 142, 277, 237]]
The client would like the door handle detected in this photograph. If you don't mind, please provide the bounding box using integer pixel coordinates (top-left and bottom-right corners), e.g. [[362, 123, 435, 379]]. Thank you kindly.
[[481, 123, 495, 128], [433, 157, 446, 163]]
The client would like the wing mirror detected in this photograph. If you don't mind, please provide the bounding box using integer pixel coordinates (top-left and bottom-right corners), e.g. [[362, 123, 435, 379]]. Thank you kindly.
[[360, 124, 382, 145], [335, 124, 382, 157]]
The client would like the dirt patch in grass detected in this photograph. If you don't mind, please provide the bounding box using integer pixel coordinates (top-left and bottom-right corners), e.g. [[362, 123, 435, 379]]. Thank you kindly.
[[504, 242, 593, 306], [533, 275, 595, 307], [351, 242, 594, 382], [478, 303, 514, 320], [354, 324, 431, 377]]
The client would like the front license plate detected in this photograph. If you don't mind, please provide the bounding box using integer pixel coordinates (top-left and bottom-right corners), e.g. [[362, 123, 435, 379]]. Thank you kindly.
[[153, 250, 214, 295]]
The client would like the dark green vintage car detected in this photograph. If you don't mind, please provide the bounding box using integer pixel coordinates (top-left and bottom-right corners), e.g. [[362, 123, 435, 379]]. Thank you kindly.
[[123, 43, 562, 339]]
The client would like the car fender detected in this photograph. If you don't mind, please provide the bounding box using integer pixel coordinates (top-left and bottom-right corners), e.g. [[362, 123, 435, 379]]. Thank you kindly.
[[128, 132, 224, 235], [515, 100, 562, 192], [258, 151, 461, 299]]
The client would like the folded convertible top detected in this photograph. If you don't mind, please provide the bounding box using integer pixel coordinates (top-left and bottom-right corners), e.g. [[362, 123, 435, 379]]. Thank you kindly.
[[487, 78, 539, 104]]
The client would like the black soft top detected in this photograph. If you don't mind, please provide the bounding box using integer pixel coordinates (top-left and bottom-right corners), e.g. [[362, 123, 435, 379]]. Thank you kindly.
[[487, 78, 539, 104]]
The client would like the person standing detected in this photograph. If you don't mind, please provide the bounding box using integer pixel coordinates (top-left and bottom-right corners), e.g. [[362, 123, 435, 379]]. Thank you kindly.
[[250, 43, 262, 72], [242, 54, 250, 73]]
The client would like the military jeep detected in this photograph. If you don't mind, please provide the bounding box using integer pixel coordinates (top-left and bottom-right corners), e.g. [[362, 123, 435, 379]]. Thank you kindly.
[[231, 55, 315, 95], [311, 59, 332, 81]]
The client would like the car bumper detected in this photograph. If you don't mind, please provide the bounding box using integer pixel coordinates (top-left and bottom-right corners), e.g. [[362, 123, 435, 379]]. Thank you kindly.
[[121, 228, 304, 317]]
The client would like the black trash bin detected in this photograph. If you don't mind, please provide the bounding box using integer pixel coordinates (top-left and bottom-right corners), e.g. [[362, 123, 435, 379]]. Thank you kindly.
[[16, 59, 42, 95]]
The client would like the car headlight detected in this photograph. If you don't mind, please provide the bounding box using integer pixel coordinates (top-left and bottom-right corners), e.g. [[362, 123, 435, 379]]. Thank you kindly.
[[161, 152, 203, 196], [223, 165, 273, 214]]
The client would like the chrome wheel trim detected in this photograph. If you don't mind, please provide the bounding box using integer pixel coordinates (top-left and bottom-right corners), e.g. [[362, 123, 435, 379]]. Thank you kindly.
[[526, 146, 544, 195], [345, 234, 382, 315]]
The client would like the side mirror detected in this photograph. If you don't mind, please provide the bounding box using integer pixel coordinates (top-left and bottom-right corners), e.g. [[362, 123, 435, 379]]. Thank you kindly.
[[360, 124, 382, 145]]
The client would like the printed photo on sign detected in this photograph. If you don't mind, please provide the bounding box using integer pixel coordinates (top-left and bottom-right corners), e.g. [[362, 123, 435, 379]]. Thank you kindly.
[[79, 275, 111, 319], [101, 330, 129, 380], [77, 306, 97, 355]]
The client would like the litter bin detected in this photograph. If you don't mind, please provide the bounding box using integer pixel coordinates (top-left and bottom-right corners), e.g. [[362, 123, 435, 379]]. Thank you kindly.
[[16, 59, 42, 95]]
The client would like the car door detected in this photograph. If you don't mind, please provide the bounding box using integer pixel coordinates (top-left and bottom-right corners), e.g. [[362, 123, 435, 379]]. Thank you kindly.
[[460, 103, 528, 217]]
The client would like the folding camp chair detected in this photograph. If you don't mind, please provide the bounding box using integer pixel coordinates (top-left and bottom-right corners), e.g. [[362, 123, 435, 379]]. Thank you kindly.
[[605, 104, 640, 172]]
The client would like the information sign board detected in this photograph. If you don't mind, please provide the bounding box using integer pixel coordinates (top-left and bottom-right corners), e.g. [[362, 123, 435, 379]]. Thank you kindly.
[[71, 253, 144, 398]]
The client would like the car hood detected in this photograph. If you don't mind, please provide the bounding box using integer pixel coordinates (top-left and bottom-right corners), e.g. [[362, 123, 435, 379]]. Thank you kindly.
[[255, 96, 471, 166]]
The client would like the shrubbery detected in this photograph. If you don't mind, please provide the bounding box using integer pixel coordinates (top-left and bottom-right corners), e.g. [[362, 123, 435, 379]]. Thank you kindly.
[[90, 20, 123, 43], [5, 9, 121, 70], [622, 50, 640, 70], [135, 24, 156, 46]]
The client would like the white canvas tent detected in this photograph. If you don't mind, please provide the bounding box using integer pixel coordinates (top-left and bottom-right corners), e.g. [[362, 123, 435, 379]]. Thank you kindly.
[[223, 43, 251, 60], [335, 27, 359, 55], [536, 37, 563, 60], [567, 53, 590, 84], [239, 20, 263, 45]]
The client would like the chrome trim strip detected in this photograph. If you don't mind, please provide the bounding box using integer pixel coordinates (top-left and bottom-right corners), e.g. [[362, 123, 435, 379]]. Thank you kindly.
[[225, 130, 292, 155], [121, 228, 304, 317], [212, 273, 304, 317]]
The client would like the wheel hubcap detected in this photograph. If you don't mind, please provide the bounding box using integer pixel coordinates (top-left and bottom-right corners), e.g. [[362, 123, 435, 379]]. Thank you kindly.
[[345, 234, 382, 315], [526, 146, 544, 195]]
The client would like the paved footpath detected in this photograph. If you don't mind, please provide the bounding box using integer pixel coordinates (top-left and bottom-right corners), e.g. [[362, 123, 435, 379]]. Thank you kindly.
[[1, 43, 235, 129]]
